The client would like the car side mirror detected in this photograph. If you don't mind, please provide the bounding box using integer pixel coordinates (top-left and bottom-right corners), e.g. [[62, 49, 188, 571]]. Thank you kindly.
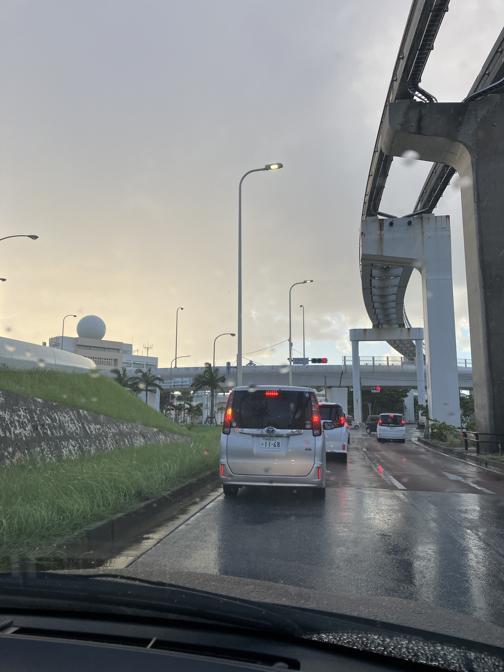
[[323, 421, 335, 431]]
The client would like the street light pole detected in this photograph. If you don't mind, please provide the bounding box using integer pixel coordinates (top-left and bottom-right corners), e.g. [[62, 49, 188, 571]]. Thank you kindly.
[[213, 332, 236, 369], [174, 306, 184, 370], [211, 332, 235, 426], [288, 280, 313, 385], [237, 163, 283, 387], [299, 304, 306, 360], [61, 314, 77, 350]]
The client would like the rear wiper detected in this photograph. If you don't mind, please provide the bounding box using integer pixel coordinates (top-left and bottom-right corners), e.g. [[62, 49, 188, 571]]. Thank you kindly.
[[0, 572, 301, 636]]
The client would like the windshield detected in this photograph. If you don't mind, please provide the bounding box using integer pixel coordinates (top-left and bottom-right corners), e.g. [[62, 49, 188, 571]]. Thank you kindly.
[[379, 414, 403, 426], [319, 405, 343, 421], [1, 0, 504, 660]]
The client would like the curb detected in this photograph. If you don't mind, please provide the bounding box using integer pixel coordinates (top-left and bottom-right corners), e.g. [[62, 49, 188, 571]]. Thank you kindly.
[[53, 470, 220, 567], [417, 438, 504, 475]]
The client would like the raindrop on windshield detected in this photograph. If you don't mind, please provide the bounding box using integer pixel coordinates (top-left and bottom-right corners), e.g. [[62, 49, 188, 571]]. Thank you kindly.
[[4, 344, 16, 352], [401, 149, 420, 166], [279, 366, 289, 374], [452, 174, 473, 190], [37, 359, 46, 368]]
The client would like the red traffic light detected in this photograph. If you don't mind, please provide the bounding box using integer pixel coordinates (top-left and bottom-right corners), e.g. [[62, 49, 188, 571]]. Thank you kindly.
[[310, 357, 329, 364]]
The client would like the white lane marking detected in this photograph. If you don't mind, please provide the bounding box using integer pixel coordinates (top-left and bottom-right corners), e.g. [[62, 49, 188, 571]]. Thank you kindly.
[[387, 473, 407, 490], [442, 471, 495, 495], [412, 438, 504, 475], [105, 487, 223, 569], [362, 448, 407, 491]]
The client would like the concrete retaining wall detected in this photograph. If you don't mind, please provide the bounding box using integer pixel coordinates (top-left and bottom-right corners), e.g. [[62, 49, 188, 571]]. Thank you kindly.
[[0, 389, 185, 465]]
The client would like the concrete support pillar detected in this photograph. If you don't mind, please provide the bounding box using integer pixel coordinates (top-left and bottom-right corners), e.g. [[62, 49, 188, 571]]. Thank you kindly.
[[383, 95, 504, 434], [415, 340, 426, 407], [351, 340, 362, 424], [361, 217, 460, 425], [420, 221, 459, 425], [403, 389, 416, 424]]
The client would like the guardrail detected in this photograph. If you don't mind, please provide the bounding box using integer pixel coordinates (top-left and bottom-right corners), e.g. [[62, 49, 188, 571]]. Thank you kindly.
[[461, 430, 504, 455]]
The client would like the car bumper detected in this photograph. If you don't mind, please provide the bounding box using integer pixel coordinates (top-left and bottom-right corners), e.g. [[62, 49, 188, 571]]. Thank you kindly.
[[377, 431, 406, 440], [220, 462, 325, 488]]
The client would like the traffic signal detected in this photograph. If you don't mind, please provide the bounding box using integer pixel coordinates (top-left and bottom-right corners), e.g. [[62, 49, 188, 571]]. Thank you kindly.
[[310, 357, 328, 364]]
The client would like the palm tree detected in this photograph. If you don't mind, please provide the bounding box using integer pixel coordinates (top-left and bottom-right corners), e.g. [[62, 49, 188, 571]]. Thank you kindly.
[[192, 363, 225, 424], [131, 368, 164, 404], [111, 367, 137, 392]]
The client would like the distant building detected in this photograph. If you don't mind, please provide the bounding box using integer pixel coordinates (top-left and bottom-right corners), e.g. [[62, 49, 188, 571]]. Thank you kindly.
[[49, 315, 158, 372]]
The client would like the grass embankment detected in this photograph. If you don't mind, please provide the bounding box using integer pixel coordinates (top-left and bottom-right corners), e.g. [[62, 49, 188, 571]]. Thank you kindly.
[[0, 430, 220, 560], [0, 368, 180, 432], [0, 369, 221, 560]]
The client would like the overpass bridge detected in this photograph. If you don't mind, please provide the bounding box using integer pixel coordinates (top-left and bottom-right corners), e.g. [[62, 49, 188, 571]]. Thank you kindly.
[[360, 0, 504, 433], [159, 358, 473, 391]]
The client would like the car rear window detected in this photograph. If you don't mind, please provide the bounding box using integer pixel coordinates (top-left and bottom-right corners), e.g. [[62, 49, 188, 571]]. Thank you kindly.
[[379, 414, 403, 426], [232, 390, 313, 430], [319, 405, 343, 422]]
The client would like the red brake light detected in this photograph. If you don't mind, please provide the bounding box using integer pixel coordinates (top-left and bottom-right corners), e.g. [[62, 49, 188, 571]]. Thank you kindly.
[[311, 394, 321, 436], [219, 463, 225, 476], [317, 466, 321, 480], [264, 390, 279, 397], [338, 415, 346, 427], [401, 419, 406, 425], [378, 418, 383, 425], [222, 392, 234, 435]]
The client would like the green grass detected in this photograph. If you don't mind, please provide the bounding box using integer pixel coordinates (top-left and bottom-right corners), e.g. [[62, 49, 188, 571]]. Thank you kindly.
[[0, 428, 220, 560], [0, 369, 182, 433]]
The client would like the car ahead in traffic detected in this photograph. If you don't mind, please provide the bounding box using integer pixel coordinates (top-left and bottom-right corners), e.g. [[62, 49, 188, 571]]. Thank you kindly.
[[366, 415, 379, 434], [220, 385, 326, 498], [319, 402, 349, 461], [376, 413, 406, 443]]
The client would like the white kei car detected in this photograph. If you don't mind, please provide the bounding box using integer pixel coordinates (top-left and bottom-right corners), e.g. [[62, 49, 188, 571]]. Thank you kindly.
[[376, 413, 406, 443]]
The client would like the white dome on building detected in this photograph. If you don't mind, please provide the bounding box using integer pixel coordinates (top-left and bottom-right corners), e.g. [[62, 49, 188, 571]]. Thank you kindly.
[[77, 315, 106, 340]]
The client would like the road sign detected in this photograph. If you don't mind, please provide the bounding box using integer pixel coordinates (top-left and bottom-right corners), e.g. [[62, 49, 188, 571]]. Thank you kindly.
[[292, 357, 309, 365]]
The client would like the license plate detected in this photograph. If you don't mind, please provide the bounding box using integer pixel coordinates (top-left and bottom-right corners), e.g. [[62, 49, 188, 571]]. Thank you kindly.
[[259, 439, 282, 449]]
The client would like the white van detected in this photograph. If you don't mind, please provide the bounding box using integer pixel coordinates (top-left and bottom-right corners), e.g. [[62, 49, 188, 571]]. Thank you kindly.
[[220, 386, 326, 498]]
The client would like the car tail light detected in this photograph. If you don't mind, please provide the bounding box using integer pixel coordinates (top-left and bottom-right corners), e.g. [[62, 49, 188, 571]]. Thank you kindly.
[[311, 394, 321, 436], [338, 415, 346, 427], [401, 419, 406, 425], [222, 392, 234, 435], [317, 465, 321, 480], [264, 390, 279, 397], [378, 418, 383, 425], [219, 464, 225, 477]]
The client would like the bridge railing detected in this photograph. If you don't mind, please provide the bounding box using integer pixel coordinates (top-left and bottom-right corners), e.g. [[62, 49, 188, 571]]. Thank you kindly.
[[342, 356, 472, 369], [343, 356, 408, 369], [461, 430, 504, 455]]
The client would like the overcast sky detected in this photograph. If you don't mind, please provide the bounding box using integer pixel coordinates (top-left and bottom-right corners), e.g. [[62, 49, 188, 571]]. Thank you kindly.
[[0, 0, 502, 368]]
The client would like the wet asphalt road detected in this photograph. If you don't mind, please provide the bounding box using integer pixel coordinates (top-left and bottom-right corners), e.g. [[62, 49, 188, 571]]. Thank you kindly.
[[126, 430, 504, 629]]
